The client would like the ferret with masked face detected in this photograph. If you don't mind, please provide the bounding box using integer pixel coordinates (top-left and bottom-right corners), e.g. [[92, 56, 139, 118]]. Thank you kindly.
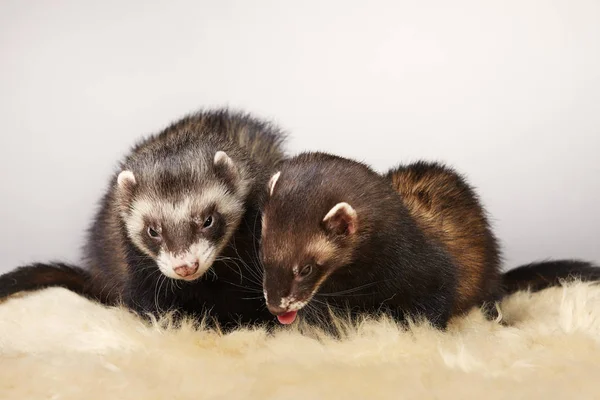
[[260, 152, 600, 329], [0, 109, 286, 329]]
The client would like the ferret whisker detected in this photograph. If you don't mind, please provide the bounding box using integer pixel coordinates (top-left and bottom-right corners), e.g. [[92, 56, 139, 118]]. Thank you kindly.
[[169, 278, 176, 296], [229, 238, 264, 284], [251, 211, 262, 263], [249, 257, 265, 281], [155, 275, 167, 314], [207, 267, 218, 281], [319, 292, 379, 298], [216, 257, 244, 284], [309, 297, 344, 310], [139, 268, 163, 289], [317, 281, 384, 296], [153, 276, 160, 314], [163, 276, 173, 298], [99, 280, 121, 304], [220, 279, 263, 293], [217, 254, 263, 287], [241, 295, 265, 300]]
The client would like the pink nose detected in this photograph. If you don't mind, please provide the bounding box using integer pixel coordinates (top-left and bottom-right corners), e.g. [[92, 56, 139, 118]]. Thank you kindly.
[[173, 262, 199, 277]]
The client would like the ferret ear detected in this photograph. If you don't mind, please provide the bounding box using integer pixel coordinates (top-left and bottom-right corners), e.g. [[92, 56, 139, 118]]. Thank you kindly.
[[214, 151, 240, 187], [268, 171, 281, 196], [115, 170, 137, 213], [117, 170, 136, 190], [322, 202, 358, 236]]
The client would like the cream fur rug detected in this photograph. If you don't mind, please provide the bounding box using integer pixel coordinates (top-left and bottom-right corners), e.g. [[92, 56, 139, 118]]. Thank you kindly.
[[1, 283, 600, 399]]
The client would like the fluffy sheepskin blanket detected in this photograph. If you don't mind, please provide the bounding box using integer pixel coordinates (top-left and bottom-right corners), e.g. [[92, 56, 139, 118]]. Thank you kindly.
[[1, 283, 600, 399]]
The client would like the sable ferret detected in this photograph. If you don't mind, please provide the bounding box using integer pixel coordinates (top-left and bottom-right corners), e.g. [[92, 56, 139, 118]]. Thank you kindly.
[[0, 109, 285, 329], [259, 152, 600, 329]]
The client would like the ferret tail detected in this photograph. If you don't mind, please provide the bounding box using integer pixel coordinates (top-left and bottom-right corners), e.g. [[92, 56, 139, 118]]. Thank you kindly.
[[502, 259, 600, 295], [0, 262, 104, 302]]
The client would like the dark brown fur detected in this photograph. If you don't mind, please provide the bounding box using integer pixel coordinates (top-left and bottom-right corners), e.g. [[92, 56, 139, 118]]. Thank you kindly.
[[261, 152, 462, 329], [384, 161, 502, 315], [260, 152, 600, 330], [385, 162, 600, 312], [503, 259, 600, 294], [0, 263, 100, 302]]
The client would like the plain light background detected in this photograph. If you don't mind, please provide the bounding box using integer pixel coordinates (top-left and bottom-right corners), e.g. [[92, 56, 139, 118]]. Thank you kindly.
[[1, 0, 599, 274]]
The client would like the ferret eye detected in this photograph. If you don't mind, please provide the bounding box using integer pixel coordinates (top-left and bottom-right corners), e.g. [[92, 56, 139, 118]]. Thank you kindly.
[[299, 264, 313, 278], [202, 215, 213, 229], [147, 227, 161, 239]]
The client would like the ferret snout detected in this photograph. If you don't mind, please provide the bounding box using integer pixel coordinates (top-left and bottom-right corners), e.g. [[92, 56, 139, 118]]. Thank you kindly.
[[263, 270, 292, 314], [264, 288, 291, 315], [266, 302, 289, 316], [173, 261, 199, 277], [157, 243, 215, 280], [266, 293, 310, 316]]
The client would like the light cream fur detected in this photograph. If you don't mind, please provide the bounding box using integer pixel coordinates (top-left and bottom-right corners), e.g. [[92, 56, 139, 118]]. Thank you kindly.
[[2, 282, 600, 399], [268, 171, 280, 196], [124, 186, 243, 274], [156, 240, 214, 280], [116, 170, 136, 187], [323, 202, 357, 234], [213, 150, 233, 169]]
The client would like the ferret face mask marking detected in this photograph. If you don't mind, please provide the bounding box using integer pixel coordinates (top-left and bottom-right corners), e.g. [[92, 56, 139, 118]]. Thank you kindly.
[[116, 151, 245, 281], [260, 171, 359, 324]]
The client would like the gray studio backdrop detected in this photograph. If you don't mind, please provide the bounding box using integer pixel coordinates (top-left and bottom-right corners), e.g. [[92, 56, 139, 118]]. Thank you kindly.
[[1, 0, 599, 273]]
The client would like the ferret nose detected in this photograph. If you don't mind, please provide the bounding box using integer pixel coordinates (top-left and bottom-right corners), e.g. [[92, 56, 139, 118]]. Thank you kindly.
[[266, 302, 288, 316], [173, 261, 199, 277]]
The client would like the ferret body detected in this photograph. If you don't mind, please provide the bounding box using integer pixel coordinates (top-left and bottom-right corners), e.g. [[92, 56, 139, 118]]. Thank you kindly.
[[259, 152, 600, 329], [0, 109, 285, 329], [385, 161, 502, 316]]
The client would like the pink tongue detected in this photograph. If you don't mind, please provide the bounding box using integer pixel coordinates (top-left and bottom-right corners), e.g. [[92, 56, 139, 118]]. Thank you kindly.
[[277, 311, 298, 325]]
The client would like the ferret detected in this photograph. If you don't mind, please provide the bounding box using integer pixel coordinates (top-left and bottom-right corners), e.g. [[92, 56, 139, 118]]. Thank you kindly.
[[259, 152, 600, 329], [0, 109, 286, 330]]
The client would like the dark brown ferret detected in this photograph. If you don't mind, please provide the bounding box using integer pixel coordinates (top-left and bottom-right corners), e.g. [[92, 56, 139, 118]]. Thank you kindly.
[[260, 152, 470, 329], [259, 152, 600, 330]]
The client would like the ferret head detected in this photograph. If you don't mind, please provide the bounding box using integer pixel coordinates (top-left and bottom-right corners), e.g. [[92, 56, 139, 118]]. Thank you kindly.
[[115, 150, 248, 281], [260, 158, 365, 324]]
